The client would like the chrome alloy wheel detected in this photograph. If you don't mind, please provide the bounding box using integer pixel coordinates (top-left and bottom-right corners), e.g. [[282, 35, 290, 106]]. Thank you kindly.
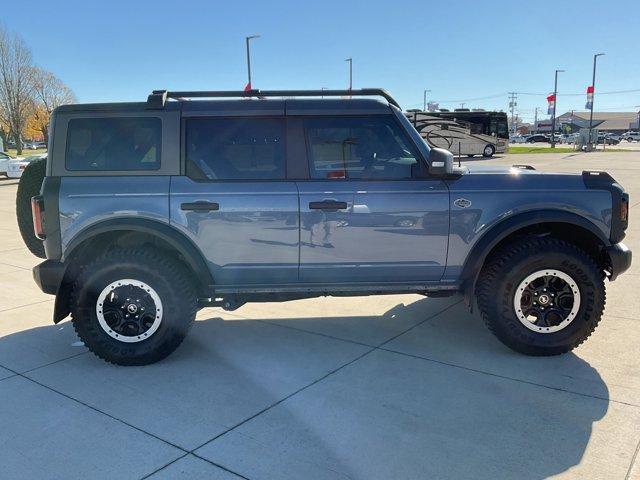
[[513, 269, 581, 333], [96, 279, 163, 343]]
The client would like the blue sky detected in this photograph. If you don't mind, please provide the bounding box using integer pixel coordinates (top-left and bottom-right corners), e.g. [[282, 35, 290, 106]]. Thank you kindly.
[[4, 0, 639, 122]]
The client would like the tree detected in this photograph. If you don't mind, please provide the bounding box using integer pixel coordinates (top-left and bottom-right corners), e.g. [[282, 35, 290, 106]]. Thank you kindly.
[[31, 67, 76, 143], [0, 26, 34, 155]]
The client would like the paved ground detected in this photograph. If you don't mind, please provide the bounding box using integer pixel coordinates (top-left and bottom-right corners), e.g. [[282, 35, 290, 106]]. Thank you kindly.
[[0, 151, 639, 479]]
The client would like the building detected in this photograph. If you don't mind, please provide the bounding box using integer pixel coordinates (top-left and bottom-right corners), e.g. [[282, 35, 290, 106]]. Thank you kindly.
[[555, 111, 639, 134]]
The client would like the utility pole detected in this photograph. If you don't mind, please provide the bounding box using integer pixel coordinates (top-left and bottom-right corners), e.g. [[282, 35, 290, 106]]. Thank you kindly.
[[423, 89, 431, 111], [245, 35, 260, 90], [345, 58, 353, 90], [508, 92, 517, 137], [588, 53, 605, 148], [534, 107, 538, 133], [460, 103, 466, 109], [550, 69, 564, 148]]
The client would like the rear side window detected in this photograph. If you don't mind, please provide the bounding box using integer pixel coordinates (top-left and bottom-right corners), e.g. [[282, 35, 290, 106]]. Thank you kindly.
[[304, 116, 419, 180], [66, 117, 161, 171], [186, 118, 285, 181]]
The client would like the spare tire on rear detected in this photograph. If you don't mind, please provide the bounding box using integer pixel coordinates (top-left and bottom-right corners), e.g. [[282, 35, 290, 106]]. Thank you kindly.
[[16, 158, 46, 258]]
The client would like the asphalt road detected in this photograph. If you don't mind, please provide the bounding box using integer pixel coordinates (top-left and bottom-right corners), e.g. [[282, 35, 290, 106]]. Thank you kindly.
[[0, 151, 639, 479]]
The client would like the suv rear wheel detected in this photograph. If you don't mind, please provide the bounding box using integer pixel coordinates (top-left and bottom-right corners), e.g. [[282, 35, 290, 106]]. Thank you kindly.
[[70, 248, 197, 365], [476, 237, 605, 356]]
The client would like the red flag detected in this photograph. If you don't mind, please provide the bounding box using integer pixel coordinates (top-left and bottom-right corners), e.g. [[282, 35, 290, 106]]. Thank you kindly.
[[546, 94, 556, 115], [585, 86, 594, 109], [244, 82, 252, 92]]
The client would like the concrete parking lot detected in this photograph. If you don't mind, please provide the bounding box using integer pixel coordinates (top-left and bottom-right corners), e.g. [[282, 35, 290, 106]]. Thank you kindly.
[[0, 151, 639, 479]]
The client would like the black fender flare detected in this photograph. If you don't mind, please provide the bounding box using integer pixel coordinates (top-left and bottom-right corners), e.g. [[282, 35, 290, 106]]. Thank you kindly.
[[53, 218, 213, 323], [459, 209, 609, 306]]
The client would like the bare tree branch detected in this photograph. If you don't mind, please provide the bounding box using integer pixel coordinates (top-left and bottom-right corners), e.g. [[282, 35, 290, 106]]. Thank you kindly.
[[31, 66, 76, 143], [0, 25, 35, 155]]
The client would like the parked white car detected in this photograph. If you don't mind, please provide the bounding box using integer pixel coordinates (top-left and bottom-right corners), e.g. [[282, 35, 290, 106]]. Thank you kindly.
[[509, 135, 528, 143], [621, 132, 640, 142], [0, 151, 15, 176], [6, 153, 46, 178]]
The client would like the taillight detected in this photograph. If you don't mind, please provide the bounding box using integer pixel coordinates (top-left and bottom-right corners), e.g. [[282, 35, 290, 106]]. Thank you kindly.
[[620, 197, 628, 223], [31, 196, 45, 239]]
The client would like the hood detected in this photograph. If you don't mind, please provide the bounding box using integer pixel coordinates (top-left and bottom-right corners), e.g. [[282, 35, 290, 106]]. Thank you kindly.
[[464, 164, 544, 175]]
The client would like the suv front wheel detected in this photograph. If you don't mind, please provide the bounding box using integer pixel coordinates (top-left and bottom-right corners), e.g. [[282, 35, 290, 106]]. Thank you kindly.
[[70, 248, 197, 365], [476, 237, 605, 356]]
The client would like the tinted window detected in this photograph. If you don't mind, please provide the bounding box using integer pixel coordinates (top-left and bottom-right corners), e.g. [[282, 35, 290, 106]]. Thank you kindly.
[[186, 118, 285, 180], [304, 116, 419, 180], [66, 117, 161, 171]]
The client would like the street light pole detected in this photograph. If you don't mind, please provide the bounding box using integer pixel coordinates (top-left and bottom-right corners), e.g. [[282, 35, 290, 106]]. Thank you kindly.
[[423, 89, 431, 111], [550, 69, 564, 148], [345, 58, 352, 90], [588, 53, 605, 148], [245, 35, 260, 89]]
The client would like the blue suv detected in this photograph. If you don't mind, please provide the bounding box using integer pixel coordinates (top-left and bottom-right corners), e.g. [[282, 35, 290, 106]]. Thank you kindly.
[[30, 89, 631, 365]]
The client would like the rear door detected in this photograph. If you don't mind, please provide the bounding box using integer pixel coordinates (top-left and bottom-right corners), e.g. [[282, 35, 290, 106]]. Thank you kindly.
[[296, 114, 450, 284], [170, 107, 299, 287]]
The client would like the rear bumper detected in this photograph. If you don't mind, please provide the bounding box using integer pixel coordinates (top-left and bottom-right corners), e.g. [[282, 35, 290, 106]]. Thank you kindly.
[[32, 259, 65, 295], [605, 242, 632, 281]]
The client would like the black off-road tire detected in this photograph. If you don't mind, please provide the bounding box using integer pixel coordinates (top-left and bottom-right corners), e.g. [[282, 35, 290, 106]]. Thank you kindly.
[[16, 158, 46, 258], [70, 248, 197, 365], [476, 237, 605, 356]]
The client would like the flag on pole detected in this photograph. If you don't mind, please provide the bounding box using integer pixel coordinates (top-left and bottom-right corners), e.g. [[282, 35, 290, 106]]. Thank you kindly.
[[244, 82, 252, 92], [585, 85, 594, 109], [546, 94, 556, 115]]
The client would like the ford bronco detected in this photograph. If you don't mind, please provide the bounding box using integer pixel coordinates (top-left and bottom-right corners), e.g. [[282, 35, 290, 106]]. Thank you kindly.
[[30, 88, 631, 365]]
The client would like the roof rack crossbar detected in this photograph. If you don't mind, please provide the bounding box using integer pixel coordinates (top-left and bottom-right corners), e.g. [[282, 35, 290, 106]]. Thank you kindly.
[[146, 88, 400, 109]]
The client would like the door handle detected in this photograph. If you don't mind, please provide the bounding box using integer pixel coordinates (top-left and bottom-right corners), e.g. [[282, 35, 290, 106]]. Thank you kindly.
[[180, 201, 219, 211], [309, 200, 348, 211]]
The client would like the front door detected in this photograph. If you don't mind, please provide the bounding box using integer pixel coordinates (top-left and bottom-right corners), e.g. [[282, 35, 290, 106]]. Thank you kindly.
[[297, 115, 450, 284], [170, 116, 299, 286]]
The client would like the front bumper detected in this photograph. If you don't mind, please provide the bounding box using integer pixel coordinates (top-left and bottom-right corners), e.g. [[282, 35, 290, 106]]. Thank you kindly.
[[32, 259, 65, 295], [605, 242, 632, 281]]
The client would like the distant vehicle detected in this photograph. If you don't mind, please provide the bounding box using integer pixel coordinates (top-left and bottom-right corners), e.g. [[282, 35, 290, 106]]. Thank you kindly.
[[0, 151, 15, 176], [510, 135, 528, 144], [406, 110, 508, 157], [526, 134, 550, 143], [34, 141, 47, 149], [6, 153, 46, 179], [621, 132, 640, 142], [565, 133, 579, 144], [598, 133, 620, 145]]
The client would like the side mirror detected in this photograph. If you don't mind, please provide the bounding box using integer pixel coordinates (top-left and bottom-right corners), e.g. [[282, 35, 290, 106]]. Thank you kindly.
[[428, 147, 454, 176]]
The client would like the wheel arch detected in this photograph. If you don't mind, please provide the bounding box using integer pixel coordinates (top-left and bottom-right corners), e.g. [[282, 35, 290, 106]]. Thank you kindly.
[[460, 209, 609, 307], [54, 218, 213, 323]]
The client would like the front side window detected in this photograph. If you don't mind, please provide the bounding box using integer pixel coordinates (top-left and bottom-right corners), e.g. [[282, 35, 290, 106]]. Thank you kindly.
[[66, 117, 161, 171], [186, 118, 285, 180], [304, 116, 419, 180]]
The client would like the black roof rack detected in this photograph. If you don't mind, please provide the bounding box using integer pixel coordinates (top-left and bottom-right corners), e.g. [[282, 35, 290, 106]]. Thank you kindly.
[[146, 88, 400, 109]]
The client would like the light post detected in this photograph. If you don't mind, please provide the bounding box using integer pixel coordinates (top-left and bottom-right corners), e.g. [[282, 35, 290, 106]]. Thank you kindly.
[[423, 89, 431, 111], [588, 53, 605, 148], [345, 58, 353, 90], [550, 69, 564, 148], [245, 35, 260, 90]]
